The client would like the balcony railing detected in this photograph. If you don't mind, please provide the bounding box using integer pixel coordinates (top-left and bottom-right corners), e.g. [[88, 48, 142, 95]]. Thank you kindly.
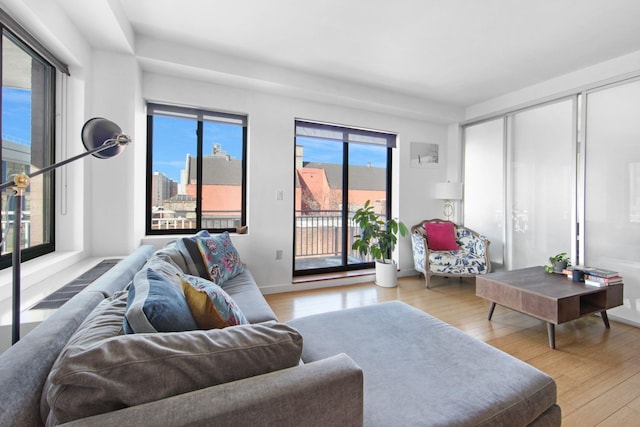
[[295, 209, 387, 267], [151, 208, 386, 270], [1, 211, 31, 252], [151, 210, 241, 230]]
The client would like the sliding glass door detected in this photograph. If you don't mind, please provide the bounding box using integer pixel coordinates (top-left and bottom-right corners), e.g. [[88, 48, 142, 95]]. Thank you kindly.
[[294, 120, 393, 275]]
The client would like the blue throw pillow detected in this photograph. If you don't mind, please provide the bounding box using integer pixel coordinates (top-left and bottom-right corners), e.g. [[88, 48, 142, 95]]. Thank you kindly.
[[123, 268, 198, 334], [196, 231, 245, 285]]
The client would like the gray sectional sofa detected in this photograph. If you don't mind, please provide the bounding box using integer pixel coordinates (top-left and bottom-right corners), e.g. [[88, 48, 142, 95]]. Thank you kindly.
[[0, 234, 561, 426]]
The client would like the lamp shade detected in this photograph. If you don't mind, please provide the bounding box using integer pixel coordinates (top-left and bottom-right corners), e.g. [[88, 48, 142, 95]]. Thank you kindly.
[[81, 117, 129, 159], [435, 182, 463, 200]]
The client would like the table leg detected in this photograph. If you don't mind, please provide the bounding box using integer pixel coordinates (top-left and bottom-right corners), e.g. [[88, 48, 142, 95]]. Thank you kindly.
[[547, 323, 556, 349], [487, 302, 496, 320], [601, 311, 610, 329]]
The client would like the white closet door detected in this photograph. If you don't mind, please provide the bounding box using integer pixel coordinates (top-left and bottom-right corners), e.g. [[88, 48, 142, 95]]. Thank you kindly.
[[507, 99, 575, 270], [584, 79, 640, 324], [464, 118, 505, 268]]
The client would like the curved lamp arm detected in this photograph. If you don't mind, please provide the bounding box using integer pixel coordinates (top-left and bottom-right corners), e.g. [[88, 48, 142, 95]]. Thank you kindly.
[[0, 120, 131, 193], [0, 118, 131, 345]]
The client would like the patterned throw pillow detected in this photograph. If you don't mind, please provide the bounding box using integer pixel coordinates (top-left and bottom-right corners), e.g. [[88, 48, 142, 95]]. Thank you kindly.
[[196, 231, 245, 285], [181, 274, 249, 329], [123, 268, 198, 334]]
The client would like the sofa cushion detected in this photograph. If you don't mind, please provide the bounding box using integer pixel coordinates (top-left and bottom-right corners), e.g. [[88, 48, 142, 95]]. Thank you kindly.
[[45, 290, 303, 425], [289, 301, 557, 427], [41, 290, 130, 425], [123, 267, 198, 334], [429, 251, 489, 275], [424, 221, 459, 250], [141, 254, 184, 287], [196, 231, 245, 285], [180, 274, 249, 329], [83, 245, 157, 297], [220, 270, 279, 323]]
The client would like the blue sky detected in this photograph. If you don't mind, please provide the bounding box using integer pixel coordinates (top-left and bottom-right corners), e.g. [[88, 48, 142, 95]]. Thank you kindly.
[[299, 136, 387, 168], [2, 87, 31, 145], [2, 89, 386, 182], [153, 117, 386, 183], [152, 115, 243, 182]]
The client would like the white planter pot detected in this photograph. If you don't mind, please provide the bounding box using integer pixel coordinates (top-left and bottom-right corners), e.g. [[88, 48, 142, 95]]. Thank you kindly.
[[375, 260, 398, 288]]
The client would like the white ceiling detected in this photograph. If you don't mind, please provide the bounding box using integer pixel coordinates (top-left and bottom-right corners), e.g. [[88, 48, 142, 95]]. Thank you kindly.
[[55, 0, 640, 108]]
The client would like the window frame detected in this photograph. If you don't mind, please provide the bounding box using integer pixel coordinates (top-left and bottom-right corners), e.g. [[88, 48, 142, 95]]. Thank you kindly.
[[145, 103, 248, 235], [293, 119, 395, 276], [0, 26, 57, 270]]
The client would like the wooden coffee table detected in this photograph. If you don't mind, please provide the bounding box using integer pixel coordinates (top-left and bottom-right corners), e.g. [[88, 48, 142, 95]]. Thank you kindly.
[[476, 266, 623, 349]]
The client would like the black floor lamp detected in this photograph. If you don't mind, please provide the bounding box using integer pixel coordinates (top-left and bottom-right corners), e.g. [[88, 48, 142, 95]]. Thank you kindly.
[[0, 118, 131, 344]]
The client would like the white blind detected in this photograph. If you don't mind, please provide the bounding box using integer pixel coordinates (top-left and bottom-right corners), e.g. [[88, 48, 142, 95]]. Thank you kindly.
[[147, 103, 247, 126], [295, 120, 396, 148], [0, 8, 69, 75]]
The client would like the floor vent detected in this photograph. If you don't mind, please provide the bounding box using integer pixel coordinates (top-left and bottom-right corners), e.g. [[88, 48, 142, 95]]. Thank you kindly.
[[29, 259, 120, 310]]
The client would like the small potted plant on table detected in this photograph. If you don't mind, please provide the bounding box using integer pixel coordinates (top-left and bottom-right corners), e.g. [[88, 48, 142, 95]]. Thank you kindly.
[[544, 252, 571, 273], [352, 200, 408, 287]]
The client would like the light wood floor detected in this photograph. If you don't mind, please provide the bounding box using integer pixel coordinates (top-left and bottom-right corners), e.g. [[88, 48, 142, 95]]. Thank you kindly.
[[265, 275, 640, 427]]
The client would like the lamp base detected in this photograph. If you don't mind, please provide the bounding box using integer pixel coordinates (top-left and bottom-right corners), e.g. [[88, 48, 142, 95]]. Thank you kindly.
[[442, 200, 453, 221]]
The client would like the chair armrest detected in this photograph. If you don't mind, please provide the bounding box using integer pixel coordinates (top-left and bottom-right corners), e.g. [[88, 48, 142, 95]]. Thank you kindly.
[[60, 354, 363, 427], [411, 232, 428, 274], [456, 227, 492, 273], [456, 227, 488, 256]]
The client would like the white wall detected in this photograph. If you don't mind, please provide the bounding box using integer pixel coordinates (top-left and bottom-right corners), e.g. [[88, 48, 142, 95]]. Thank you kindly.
[[85, 51, 143, 256], [466, 49, 640, 120], [142, 73, 450, 292]]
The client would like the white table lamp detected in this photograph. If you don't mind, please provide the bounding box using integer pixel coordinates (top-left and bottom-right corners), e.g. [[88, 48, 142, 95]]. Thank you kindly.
[[435, 182, 463, 221]]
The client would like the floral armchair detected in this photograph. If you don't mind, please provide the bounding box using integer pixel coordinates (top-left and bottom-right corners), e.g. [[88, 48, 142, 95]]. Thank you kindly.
[[411, 219, 491, 288]]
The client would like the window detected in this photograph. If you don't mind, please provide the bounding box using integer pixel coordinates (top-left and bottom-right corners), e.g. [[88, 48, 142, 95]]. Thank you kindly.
[[0, 18, 60, 269], [294, 120, 394, 275], [146, 103, 247, 234]]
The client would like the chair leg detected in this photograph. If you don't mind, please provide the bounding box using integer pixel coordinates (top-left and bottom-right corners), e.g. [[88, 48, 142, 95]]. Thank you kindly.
[[425, 273, 431, 289]]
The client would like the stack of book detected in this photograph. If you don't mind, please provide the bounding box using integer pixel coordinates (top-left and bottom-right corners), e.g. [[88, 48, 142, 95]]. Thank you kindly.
[[564, 266, 623, 287]]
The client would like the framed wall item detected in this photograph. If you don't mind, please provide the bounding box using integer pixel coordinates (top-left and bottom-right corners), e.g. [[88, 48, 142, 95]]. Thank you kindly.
[[410, 142, 439, 168]]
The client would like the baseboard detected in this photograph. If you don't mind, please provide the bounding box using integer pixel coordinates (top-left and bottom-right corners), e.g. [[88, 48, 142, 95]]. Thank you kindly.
[[260, 269, 419, 295]]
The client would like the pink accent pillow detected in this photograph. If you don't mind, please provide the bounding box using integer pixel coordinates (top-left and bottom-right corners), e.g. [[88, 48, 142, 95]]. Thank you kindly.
[[424, 222, 459, 251]]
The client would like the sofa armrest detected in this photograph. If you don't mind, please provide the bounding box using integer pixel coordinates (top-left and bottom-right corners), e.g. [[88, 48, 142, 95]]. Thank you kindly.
[[60, 354, 363, 427]]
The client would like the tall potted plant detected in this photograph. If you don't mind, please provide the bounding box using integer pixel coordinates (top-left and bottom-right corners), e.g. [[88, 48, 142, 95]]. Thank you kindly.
[[352, 200, 408, 287]]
